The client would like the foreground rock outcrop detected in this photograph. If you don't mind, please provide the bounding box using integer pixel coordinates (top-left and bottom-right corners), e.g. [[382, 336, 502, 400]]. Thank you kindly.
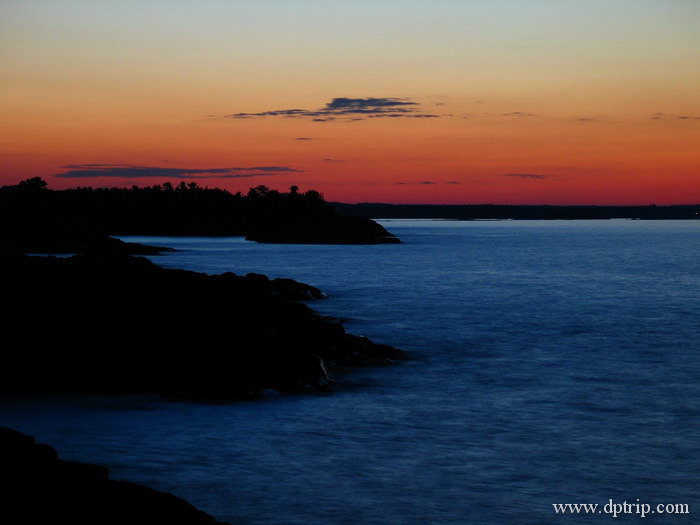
[[0, 226, 173, 256], [0, 251, 405, 399], [0, 426, 231, 525]]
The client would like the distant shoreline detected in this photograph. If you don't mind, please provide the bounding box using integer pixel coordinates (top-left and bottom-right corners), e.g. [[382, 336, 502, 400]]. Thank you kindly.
[[334, 203, 700, 221], [375, 217, 670, 221]]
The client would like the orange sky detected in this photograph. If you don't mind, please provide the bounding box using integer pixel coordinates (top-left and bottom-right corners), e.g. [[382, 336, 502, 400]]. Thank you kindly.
[[2, 0, 699, 204]]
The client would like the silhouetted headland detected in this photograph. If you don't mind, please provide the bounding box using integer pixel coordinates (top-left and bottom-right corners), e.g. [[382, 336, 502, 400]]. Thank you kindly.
[[0, 178, 399, 252], [0, 426, 231, 525], [0, 250, 405, 400]]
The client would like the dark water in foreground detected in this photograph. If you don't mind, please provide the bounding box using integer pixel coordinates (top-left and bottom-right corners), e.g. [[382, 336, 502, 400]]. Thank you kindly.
[[3, 220, 699, 524]]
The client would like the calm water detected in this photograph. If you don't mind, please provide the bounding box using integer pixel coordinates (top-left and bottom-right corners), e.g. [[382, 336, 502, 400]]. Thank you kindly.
[[3, 220, 699, 524]]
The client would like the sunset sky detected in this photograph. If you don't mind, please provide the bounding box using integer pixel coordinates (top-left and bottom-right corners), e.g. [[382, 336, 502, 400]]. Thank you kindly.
[[2, 0, 699, 204]]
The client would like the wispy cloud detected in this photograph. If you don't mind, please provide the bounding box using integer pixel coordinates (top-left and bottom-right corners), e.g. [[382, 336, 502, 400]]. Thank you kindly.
[[503, 173, 548, 180], [394, 180, 457, 185], [651, 112, 700, 121], [226, 97, 443, 122], [498, 112, 536, 118], [54, 164, 302, 179]]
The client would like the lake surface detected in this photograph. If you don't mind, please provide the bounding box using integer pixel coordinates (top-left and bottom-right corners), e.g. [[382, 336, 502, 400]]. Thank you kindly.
[[3, 220, 699, 523]]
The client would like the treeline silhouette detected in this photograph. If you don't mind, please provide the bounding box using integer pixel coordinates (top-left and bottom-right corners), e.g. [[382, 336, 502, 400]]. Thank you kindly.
[[333, 202, 700, 220], [0, 178, 398, 252]]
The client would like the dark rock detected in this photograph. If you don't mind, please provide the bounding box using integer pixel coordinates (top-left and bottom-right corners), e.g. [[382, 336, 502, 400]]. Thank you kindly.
[[0, 251, 406, 400], [271, 277, 327, 300], [0, 426, 231, 524], [0, 226, 173, 256], [244, 215, 400, 244]]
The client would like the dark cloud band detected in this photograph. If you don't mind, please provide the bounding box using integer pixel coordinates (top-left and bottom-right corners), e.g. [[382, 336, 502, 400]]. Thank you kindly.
[[54, 164, 302, 179], [226, 97, 442, 122]]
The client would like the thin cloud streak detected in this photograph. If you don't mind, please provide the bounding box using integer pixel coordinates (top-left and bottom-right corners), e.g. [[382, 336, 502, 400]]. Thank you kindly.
[[54, 164, 302, 179], [651, 112, 700, 121], [497, 112, 536, 118], [394, 181, 459, 185], [503, 173, 548, 180]]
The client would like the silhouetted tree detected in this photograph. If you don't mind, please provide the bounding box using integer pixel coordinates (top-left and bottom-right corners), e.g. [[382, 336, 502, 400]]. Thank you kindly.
[[247, 185, 277, 198], [304, 189, 324, 201], [17, 177, 48, 192]]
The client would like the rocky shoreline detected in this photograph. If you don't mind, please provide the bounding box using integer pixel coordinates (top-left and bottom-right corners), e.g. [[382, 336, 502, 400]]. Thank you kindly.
[[1, 248, 406, 399], [0, 426, 232, 524], [0, 181, 406, 522], [0, 247, 406, 523]]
